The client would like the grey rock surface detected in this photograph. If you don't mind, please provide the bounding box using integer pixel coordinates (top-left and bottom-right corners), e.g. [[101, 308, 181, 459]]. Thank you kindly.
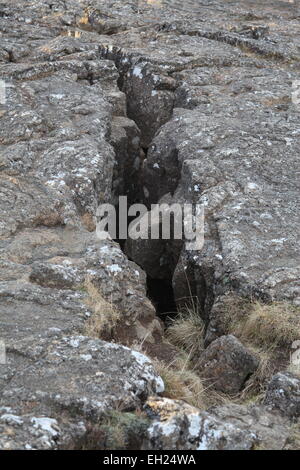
[[264, 372, 300, 418], [109, 0, 300, 350], [0, 0, 165, 349], [0, 0, 168, 450], [1, 0, 299, 450], [143, 397, 290, 450], [0, 336, 163, 449], [196, 335, 259, 394], [143, 98, 300, 307], [0, 408, 86, 450]]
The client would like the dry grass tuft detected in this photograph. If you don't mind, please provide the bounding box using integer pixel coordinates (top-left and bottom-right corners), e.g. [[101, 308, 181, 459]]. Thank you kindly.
[[84, 279, 120, 340], [218, 297, 300, 401], [238, 346, 275, 402], [155, 354, 230, 409], [152, 353, 207, 409], [167, 304, 205, 357], [164, 296, 300, 405], [222, 297, 300, 350], [141, 345, 228, 409], [144, 302, 230, 409], [64, 411, 149, 450]]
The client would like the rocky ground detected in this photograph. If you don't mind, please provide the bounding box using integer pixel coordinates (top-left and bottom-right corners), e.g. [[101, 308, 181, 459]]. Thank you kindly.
[[0, 0, 299, 450]]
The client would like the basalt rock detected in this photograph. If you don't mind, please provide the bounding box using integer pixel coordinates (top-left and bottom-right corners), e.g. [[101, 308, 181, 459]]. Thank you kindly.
[[0, 0, 168, 450], [1, 0, 299, 451], [96, 2, 300, 323], [142, 95, 300, 309], [0, 336, 164, 450], [143, 397, 290, 450], [264, 372, 300, 418], [196, 335, 259, 394]]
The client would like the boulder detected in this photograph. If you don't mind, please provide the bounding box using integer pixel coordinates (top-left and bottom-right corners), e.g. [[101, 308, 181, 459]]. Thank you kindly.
[[197, 335, 259, 394], [264, 372, 300, 418], [142, 397, 290, 450], [0, 336, 164, 450]]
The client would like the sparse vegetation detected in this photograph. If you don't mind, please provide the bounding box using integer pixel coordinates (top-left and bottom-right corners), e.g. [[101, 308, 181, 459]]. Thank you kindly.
[[239, 346, 275, 401], [148, 301, 210, 408], [167, 303, 205, 357], [155, 296, 300, 405], [221, 297, 300, 350], [84, 278, 120, 340], [65, 411, 149, 450], [132, 301, 227, 409], [214, 296, 300, 399], [153, 352, 229, 409], [152, 352, 207, 409]]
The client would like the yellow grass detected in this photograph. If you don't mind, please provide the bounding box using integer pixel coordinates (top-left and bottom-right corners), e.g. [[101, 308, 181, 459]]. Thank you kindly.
[[165, 296, 300, 404], [167, 304, 205, 356], [221, 297, 300, 350], [145, 344, 228, 409], [84, 279, 120, 340]]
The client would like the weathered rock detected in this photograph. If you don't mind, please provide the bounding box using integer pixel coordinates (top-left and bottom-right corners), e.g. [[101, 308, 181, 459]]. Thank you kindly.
[[128, 62, 300, 357], [110, 116, 143, 202], [2, 335, 164, 415], [143, 397, 290, 450], [125, 192, 183, 280], [143, 397, 256, 450], [1, 0, 300, 451], [0, 0, 170, 450], [197, 335, 259, 394], [0, 408, 86, 451], [0, 0, 165, 349], [89, 2, 300, 325], [0, 232, 163, 347], [207, 403, 291, 451], [264, 372, 300, 418], [27, 234, 163, 345], [0, 336, 164, 450], [142, 96, 300, 304]]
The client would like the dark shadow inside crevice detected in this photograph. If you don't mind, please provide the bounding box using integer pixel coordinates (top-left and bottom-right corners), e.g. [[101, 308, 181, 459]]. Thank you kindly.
[[146, 276, 177, 322]]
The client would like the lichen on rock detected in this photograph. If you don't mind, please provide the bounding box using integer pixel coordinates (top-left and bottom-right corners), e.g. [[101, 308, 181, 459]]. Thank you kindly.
[[1, 0, 299, 451]]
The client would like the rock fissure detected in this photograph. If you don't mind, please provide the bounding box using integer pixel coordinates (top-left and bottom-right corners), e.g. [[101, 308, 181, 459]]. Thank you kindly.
[[1, 0, 300, 451], [97, 43, 184, 319]]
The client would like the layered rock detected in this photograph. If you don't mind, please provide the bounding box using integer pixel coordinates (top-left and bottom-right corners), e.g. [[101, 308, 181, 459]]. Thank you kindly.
[[104, 0, 300, 336], [0, 0, 299, 450], [0, 1, 165, 348]]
